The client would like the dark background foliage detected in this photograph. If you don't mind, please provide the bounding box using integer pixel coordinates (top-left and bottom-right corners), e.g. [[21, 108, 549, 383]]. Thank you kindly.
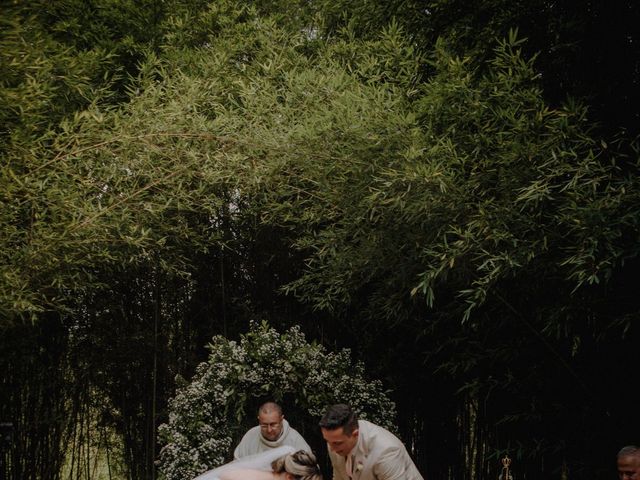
[[1, 1, 639, 479]]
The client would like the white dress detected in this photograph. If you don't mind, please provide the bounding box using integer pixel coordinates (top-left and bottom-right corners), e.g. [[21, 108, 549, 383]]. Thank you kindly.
[[193, 445, 296, 480]]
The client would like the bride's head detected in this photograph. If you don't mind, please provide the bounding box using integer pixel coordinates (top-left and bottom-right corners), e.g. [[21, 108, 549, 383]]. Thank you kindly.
[[271, 450, 322, 480]]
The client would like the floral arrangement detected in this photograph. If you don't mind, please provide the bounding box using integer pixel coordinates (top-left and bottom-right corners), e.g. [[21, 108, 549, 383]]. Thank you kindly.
[[157, 321, 396, 480]]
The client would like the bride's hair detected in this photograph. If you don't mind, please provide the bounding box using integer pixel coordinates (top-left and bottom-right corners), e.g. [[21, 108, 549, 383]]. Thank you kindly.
[[271, 450, 322, 480]]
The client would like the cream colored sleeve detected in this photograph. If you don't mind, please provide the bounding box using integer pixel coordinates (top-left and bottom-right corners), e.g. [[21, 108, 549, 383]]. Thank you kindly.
[[373, 447, 423, 480]]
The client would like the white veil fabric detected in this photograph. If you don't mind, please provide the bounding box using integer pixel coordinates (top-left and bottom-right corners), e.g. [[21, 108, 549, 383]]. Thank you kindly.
[[193, 445, 296, 480]]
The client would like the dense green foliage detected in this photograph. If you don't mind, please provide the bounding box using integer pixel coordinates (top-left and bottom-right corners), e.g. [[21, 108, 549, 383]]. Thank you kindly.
[[1, 1, 639, 480]]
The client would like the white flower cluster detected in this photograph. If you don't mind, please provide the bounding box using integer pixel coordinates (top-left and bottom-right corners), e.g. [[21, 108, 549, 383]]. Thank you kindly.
[[157, 322, 396, 480]]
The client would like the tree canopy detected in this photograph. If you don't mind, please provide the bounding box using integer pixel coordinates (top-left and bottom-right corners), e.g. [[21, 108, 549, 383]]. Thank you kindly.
[[1, 1, 639, 479]]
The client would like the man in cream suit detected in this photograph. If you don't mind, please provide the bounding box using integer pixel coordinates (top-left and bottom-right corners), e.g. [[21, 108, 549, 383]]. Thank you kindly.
[[319, 404, 424, 480]]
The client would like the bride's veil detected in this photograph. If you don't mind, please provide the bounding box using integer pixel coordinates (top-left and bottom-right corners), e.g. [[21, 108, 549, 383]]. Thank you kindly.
[[193, 445, 297, 480]]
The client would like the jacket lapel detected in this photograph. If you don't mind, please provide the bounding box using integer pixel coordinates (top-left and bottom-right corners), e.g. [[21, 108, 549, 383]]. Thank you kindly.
[[352, 421, 369, 480]]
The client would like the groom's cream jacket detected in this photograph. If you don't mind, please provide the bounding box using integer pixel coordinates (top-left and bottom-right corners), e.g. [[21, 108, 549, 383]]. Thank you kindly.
[[327, 420, 424, 480]]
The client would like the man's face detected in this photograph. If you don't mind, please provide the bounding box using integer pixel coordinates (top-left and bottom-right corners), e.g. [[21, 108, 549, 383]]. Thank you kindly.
[[321, 426, 359, 457], [258, 410, 284, 442], [618, 455, 640, 480]]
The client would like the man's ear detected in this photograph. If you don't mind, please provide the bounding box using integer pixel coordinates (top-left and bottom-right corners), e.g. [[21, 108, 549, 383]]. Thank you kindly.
[[352, 428, 360, 439], [284, 473, 295, 480]]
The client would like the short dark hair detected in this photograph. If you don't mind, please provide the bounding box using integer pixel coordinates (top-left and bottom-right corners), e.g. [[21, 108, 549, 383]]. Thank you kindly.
[[319, 404, 359, 435]]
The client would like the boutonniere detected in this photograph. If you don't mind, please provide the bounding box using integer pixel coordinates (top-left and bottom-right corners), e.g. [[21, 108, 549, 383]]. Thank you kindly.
[[355, 462, 364, 472]]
